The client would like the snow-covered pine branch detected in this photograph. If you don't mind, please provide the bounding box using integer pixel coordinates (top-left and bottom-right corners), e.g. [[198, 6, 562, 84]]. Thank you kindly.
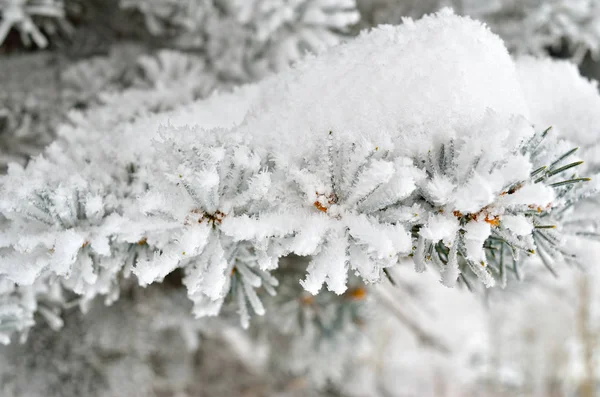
[[0, 9, 598, 342]]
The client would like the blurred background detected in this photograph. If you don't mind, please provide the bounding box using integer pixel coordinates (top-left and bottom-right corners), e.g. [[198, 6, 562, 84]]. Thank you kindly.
[[2, 1, 600, 396]]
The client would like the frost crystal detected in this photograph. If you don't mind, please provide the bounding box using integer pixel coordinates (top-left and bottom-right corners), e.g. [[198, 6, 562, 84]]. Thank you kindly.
[[223, 134, 415, 294], [128, 126, 276, 327]]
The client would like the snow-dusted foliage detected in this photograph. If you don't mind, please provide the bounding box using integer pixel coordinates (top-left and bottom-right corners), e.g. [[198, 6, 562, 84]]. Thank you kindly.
[[0, 278, 35, 344], [130, 50, 217, 110], [60, 56, 122, 108], [0, 143, 142, 299], [0, 86, 262, 340], [0, 101, 56, 173], [121, 0, 360, 81], [0, 10, 598, 344], [0, 0, 70, 48], [128, 126, 277, 328], [63, 58, 217, 136], [119, 0, 206, 36], [59, 44, 146, 109], [472, 0, 600, 63], [204, 0, 360, 80]]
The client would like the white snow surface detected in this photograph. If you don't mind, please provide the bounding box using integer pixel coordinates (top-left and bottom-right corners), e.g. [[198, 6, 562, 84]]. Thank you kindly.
[[237, 8, 529, 164], [516, 56, 600, 146]]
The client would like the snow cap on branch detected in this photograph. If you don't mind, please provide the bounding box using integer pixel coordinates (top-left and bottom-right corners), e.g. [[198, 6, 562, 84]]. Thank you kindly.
[[240, 8, 529, 164]]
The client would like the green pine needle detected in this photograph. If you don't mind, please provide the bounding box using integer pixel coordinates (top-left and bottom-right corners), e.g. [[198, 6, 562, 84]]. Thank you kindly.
[[541, 126, 552, 138], [550, 178, 591, 188], [549, 147, 579, 170], [547, 161, 584, 177], [530, 166, 547, 178]]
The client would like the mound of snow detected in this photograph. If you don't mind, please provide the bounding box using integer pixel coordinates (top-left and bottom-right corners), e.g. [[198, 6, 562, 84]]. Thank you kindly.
[[516, 57, 600, 146], [239, 8, 529, 163]]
